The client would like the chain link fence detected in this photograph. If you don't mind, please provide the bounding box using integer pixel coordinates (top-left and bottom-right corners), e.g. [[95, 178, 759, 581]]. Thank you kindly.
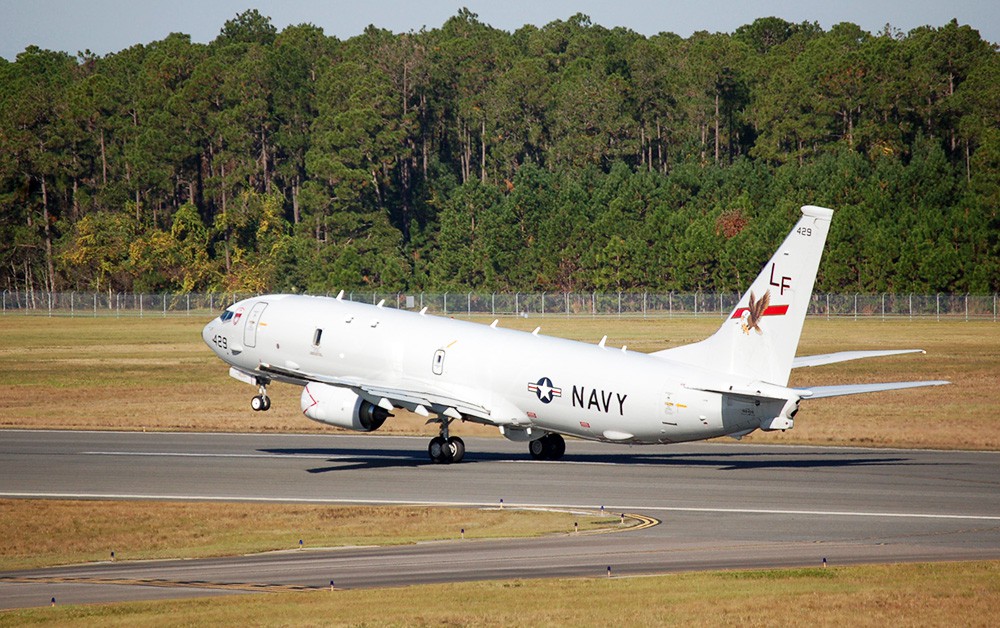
[[3, 290, 997, 320]]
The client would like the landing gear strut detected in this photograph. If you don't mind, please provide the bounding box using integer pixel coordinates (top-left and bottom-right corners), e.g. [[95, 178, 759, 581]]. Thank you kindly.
[[250, 383, 271, 412], [428, 417, 465, 464], [529, 433, 565, 461]]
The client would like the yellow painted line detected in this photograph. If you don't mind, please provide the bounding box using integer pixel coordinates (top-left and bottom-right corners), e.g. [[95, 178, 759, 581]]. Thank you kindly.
[[578, 512, 660, 535]]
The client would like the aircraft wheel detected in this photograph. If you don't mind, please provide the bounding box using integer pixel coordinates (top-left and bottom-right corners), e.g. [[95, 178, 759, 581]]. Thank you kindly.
[[429, 436, 452, 464], [548, 433, 566, 460], [449, 437, 465, 463], [261, 396, 271, 411], [529, 437, 547, 460], [251, 395, 264, 411]]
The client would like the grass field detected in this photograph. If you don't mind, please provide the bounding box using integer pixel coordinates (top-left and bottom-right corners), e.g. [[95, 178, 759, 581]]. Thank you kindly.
[[1, 314, 994, 449], [0, 500, 613, 571], [3, 561, 999, 626], [2, 314, 997, 621]]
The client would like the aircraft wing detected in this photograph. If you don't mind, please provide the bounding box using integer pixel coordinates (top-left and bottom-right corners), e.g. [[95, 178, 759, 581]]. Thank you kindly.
[[258, 362, 493, 422], [793, 349, 926, 368], [796, 380, 950, 399]]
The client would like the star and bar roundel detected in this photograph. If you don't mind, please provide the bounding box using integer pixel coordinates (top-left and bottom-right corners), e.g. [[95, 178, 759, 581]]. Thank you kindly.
[[527, 377, 562, 404]]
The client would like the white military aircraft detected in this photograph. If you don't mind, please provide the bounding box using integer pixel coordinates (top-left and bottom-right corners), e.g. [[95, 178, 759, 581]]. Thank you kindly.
[[203, 205, 948, 463]]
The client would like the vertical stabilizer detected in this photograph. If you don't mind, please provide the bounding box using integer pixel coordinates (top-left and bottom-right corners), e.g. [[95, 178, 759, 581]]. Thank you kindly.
[[654, 206, 833, 386]]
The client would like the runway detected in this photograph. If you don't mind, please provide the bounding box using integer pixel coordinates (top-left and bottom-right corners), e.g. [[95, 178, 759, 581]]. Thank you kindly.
[[2, 429, 1000, 609]]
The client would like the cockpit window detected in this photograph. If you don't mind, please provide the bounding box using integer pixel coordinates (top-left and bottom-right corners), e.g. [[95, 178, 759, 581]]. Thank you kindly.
[[220, 310, 235, 322]]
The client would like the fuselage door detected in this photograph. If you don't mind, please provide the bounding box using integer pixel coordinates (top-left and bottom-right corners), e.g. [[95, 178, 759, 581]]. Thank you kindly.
[[243, 302, 268, 348], [432, 349, 445, 375]]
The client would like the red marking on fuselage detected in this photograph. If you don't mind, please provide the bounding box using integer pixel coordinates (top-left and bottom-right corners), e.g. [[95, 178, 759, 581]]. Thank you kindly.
[[730, 304, 790, 319]]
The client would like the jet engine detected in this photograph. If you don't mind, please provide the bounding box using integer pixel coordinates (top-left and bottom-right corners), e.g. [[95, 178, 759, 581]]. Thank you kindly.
[[301, 383, 390, 432]]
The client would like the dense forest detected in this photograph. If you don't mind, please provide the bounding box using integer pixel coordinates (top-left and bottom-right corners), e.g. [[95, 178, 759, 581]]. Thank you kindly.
[[1, 10, 998, 295]]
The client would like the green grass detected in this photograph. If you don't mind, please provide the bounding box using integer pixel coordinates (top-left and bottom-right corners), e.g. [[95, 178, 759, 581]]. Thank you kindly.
[[1, 315, 993, 449], [3, 561, 999, 626], [0, 500, 615, 571]]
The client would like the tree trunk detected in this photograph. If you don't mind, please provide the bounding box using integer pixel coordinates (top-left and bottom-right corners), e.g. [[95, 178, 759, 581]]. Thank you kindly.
[[714, 91, 720, 166], [40, 176, 56, 292], [100, 129, 108, 186]]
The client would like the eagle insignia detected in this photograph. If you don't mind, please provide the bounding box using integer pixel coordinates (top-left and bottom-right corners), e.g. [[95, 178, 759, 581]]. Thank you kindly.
[[740, 289, 770, 335]]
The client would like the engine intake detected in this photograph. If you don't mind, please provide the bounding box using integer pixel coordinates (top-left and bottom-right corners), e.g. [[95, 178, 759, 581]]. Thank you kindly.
[[301, 383, 390, 432]]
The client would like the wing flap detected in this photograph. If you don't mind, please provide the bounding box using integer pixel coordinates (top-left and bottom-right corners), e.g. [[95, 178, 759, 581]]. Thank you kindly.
[[258, 362, 492, 421], [796, 380, 949, 399]]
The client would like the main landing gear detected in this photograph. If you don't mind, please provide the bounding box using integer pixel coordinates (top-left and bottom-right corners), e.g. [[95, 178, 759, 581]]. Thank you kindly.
[[428, 418, 464, 464], [250, 383, 271, 412], [528, 433, 566, 461]]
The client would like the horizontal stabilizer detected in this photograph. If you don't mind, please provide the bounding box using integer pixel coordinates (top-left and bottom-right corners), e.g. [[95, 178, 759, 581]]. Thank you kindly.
[[796, 380, 950, 399], [793, 349, 926, 368]]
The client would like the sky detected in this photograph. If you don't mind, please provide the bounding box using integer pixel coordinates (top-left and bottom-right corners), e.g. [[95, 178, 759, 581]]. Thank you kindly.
[[1, 0, 997, 61]]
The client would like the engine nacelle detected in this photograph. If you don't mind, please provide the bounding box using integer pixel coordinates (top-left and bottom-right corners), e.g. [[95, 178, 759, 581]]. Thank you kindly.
[[301, 383, 390, 432]]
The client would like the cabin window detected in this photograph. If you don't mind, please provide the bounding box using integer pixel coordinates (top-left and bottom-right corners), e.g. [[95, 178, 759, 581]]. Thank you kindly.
[[313, 328, 323, 347]]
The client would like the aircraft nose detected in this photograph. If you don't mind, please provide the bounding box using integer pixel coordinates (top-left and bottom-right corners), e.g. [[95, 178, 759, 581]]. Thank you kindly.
[[202, 320, 216, 349]]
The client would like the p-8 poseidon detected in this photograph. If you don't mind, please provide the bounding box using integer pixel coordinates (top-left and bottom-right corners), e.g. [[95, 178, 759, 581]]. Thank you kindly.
[[203, 206, 947, 463]]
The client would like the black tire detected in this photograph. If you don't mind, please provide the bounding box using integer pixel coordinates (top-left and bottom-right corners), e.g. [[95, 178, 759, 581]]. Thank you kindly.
[[549, 433, 566, 460], [261, 396, 271, 411], [449, 437, 465, 463], [428, 436, 452, 463], [250, 395, 263, 411], [529, 437, 547, 460]]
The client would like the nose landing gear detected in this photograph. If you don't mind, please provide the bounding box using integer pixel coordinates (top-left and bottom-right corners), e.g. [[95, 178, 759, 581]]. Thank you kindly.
[[250, 383, 271, 411]]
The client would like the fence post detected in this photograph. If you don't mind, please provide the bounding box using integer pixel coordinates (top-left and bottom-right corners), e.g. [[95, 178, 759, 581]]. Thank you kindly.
[[643, 292, 647, 318], [443, 292, 448, 315], [618, 292, 621, 317], [909, 294, 912, 321], [566, 292, 569, 317], [468, 292, 471, 317], [669, 292, 673, 318], [94, 293, 97, 317], [515, 292, 519, 315], [936, 293, 940, 322], [853, 294, 857, 320], [492, 292, 495, 316], [826, 293, 830, 320], [965, 294, 969, 322], [541, 292, 545, 317]]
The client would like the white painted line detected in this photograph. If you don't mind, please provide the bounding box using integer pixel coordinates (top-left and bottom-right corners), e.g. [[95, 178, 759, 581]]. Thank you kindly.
[[2, 492, 998, 522]]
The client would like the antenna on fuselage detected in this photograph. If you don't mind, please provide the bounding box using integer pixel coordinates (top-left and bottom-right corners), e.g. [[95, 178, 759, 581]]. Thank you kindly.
[[336, 290, 344, 300]]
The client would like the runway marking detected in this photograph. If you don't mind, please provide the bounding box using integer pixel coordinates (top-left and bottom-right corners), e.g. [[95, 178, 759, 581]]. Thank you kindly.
[[2, 492, 998, 522], [0, 575, 321, 593], [80, 451, 344, 460]]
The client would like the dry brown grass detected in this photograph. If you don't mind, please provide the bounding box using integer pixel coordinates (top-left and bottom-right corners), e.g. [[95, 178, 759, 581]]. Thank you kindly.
[[4, 561, 999, 626], [0, 499, 612, 571], [2, 315, 994, 449]]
